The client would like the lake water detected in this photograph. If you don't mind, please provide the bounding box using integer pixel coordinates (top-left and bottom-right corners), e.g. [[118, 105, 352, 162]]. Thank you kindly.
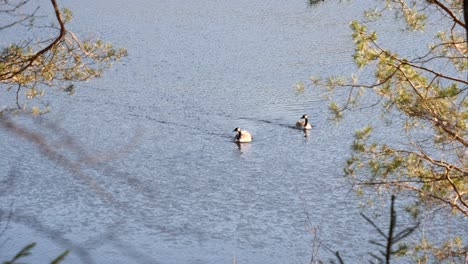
[[1, 0, 465, 263]]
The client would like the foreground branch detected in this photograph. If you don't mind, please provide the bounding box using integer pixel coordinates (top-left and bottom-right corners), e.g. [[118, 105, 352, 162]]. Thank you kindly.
[[0, 0, 66, 81]]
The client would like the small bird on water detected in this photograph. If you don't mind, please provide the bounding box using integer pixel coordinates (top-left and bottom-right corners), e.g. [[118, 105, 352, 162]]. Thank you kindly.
[[296, 114, 312, 130], [233, 127, 252, 143]]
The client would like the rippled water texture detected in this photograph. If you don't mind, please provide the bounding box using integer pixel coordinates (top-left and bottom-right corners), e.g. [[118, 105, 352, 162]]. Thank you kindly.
[[1, 1, 463, 263]]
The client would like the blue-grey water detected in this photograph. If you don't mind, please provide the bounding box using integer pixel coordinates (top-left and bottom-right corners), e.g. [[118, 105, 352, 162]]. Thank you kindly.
[[1, 0, 465, 263]]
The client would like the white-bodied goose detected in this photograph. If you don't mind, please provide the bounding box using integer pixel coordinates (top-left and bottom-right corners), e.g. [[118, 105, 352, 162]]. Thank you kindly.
[[233, 127, 252, 143]]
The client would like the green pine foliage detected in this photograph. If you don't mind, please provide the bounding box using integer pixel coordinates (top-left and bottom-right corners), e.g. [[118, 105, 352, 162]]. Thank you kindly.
[[0, 0, 127, 115], [310, 0, 467, 261]]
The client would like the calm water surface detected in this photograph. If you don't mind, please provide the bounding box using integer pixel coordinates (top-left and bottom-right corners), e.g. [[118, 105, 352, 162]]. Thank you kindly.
[[1, 1, 463, 263]]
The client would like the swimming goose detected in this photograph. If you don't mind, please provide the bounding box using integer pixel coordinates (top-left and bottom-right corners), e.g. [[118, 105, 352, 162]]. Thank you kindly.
[[296, 114, 312, 130], [233, 127, 252, 143]]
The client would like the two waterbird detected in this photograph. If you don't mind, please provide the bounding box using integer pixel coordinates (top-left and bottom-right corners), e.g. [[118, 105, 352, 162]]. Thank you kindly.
[[233, 114, 312, 143]]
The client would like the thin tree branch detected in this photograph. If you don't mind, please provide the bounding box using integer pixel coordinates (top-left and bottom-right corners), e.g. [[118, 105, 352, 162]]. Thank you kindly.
[[357, 179, 468, 216], [0, 0, 66, 80], [397, 68, 468, 147], [370, 39, 468, 85], [431, 0, 466, 28], [385, 195, 396, 264], [445, 169, 468, 209]]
